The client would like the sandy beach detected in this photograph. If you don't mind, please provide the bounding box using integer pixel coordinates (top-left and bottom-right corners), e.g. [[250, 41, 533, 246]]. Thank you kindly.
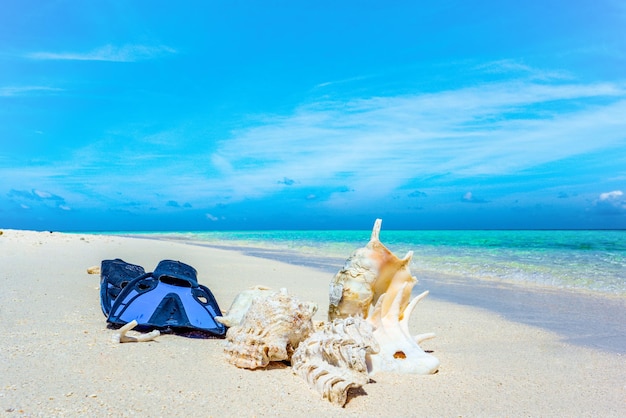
[[1, 230, 624, 417]]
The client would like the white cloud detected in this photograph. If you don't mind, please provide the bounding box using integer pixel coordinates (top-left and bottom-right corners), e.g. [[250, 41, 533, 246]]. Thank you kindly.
[[205, 213, 219, 221], [594, 190, 626, 215], [599, 190, 623, 201], [26, 44, 176, 62]]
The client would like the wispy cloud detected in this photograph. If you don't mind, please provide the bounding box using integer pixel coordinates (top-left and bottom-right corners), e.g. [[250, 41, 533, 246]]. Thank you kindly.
[[314, 74, 373, 89], [3, 67, 625, 215], [206, 213, 219, 221], [203, 79, 626, 205], [0, 86, 63, 96], [8, 189, 63, 202], [473, 59, 572, 80], [26, 44, 176, 62], [7, 189, 70, 210]]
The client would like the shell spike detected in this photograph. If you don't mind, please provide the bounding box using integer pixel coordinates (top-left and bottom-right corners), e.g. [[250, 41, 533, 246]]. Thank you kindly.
[[370, 218, 383, 241], [400, 291, 429, 325], [382, 282, 409, 325]]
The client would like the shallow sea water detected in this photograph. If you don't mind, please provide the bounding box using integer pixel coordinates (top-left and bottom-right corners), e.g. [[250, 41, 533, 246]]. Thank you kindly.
[[139, 229, 626, 295]]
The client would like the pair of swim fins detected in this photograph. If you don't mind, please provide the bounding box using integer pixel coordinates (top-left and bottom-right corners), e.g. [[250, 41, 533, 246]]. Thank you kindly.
[[100, 259, 226, 337]]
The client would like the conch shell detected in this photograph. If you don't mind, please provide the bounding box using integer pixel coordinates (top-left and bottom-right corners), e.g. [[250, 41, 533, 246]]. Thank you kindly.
[[223, 288, 317, 369], [216, 285, 274, 327], [328, 218, 440, 375], [328, 219, 416, 320], [292, 316, 379, 407]]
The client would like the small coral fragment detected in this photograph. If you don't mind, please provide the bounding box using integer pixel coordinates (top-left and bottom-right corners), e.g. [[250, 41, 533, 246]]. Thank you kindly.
[[112, 320, 160, 343]]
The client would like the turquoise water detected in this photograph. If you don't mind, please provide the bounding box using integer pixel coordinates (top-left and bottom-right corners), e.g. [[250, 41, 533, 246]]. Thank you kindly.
[[138, 229, 626, 295]]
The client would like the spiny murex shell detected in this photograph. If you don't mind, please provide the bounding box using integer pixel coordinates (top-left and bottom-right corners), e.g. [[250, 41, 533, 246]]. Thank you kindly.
[[292, 316, 379, 407], [328, 218, 416, 320], [215, 285, 274, 327], [366, 281, 439, 375], [223, 288, 318, 369]]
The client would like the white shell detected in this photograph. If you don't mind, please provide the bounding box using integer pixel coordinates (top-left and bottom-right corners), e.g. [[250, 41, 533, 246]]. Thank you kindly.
[[366, 283, 439, 375], [223, 288, 318, 369], [292, 317, 379, 407], [215, 285, 274, 327]]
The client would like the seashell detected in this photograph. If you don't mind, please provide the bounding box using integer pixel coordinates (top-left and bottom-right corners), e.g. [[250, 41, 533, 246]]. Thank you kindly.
[[378, 250, 418, 321], [86, 265, 101, 275], [215, 285, 274, 327], [292, 317, 379, 407], [366, 282, 439, 375], [223, 288, 317, 369], [328, 219, 414, 320], [327, 218, 439, 375]]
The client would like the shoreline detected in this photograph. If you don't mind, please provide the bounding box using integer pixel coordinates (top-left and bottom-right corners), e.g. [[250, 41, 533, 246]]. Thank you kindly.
[[128, 232, 626, 296], [1, 229, 624, 416], [150, 237, 626, 354]]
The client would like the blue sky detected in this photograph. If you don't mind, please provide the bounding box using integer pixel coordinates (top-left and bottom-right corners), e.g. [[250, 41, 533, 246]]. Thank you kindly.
[[1, 1, 625, 231]]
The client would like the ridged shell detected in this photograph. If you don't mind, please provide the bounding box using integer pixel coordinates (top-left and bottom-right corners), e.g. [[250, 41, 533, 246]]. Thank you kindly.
[[223, 288, 317, 369], [291, 317, 378, 407]]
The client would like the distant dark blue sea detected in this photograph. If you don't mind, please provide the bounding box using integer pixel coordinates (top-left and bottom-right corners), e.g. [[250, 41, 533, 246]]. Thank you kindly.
[[135, 229, 625, 295]]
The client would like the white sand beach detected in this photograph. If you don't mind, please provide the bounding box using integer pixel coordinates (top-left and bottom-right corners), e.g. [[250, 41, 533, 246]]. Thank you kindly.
[[1, 230, 624, 417]]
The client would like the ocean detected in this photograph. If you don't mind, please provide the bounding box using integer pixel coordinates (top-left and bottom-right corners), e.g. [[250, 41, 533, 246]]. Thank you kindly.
[[135, 228, 626, 296]]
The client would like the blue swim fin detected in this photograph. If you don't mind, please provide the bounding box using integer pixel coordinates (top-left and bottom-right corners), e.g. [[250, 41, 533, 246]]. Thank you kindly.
[[100, 258, 146, 316], [104, 260, 226, 337]]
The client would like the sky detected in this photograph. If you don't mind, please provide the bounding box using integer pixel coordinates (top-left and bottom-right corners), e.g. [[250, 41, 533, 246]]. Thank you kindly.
[[1, 1, 625, 231]]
